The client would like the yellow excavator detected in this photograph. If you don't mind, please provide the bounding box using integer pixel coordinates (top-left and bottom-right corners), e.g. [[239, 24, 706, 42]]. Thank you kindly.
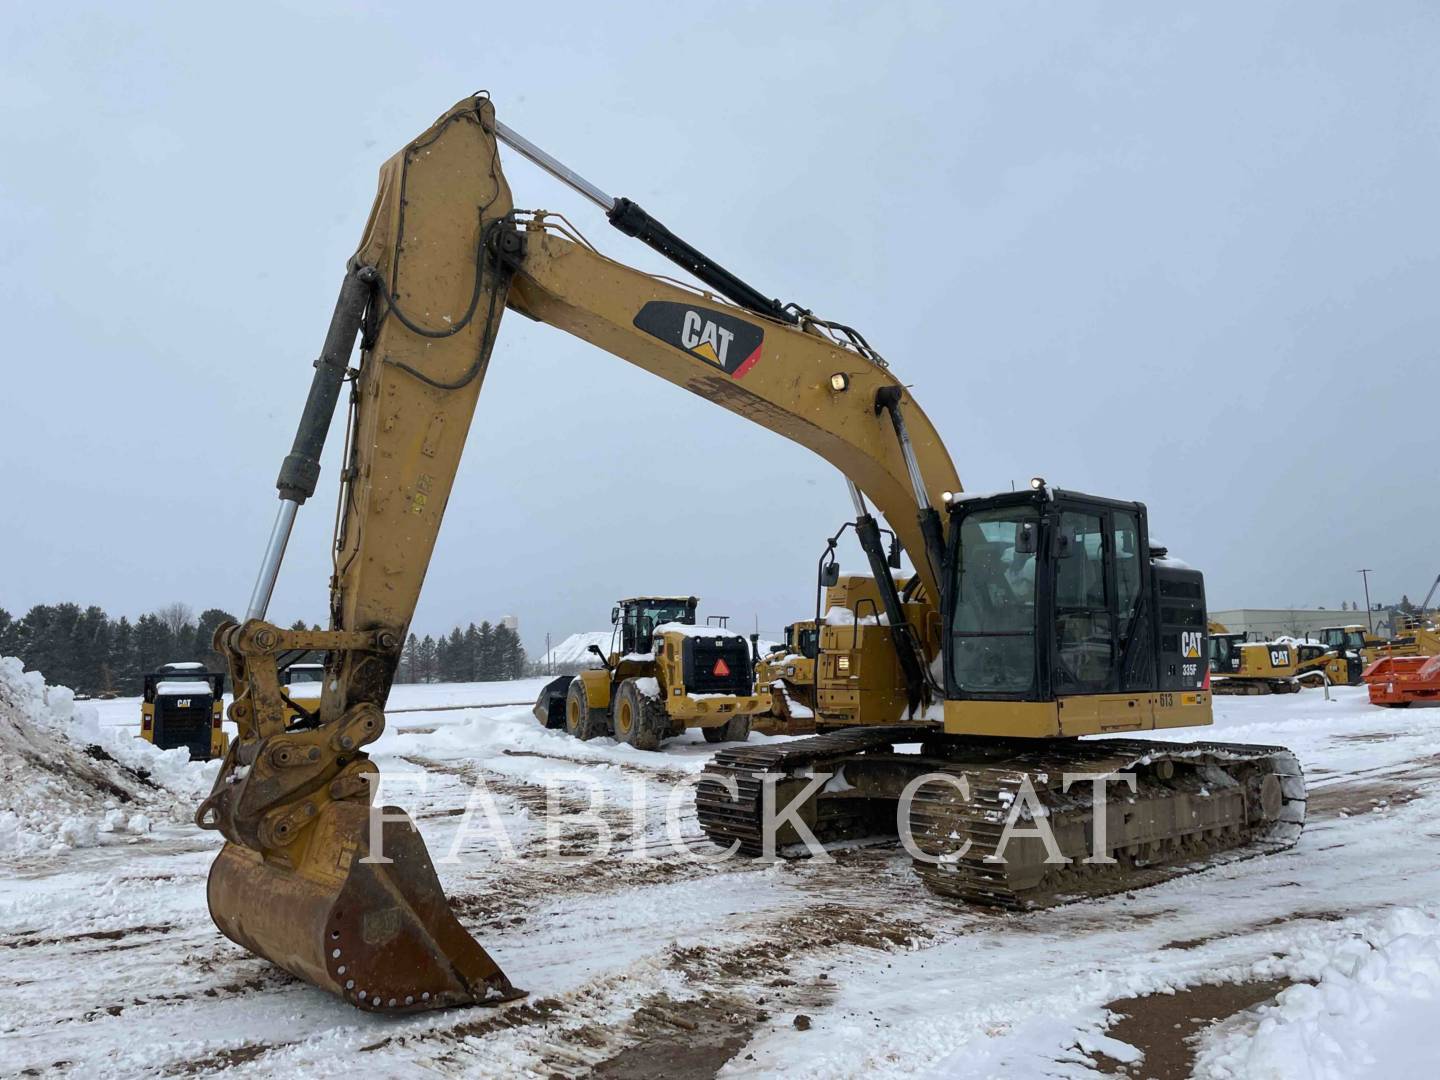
[[200, 95, 1305, 1014]]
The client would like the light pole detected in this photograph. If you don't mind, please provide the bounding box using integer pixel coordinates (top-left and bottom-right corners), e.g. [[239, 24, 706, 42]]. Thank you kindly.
[[1357, 569, 1374, 634]]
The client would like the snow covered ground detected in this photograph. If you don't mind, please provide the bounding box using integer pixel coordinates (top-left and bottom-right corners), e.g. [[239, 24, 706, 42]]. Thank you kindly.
[[1, 666, 1437, 1078]]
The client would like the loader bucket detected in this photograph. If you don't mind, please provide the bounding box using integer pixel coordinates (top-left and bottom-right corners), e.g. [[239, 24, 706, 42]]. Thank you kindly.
[[532, 674, 574, 728], [208, 799, 522, 1012]]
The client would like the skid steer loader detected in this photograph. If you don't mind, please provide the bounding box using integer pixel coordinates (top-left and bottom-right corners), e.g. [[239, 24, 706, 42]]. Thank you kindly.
[[140, 663, 228, 760]]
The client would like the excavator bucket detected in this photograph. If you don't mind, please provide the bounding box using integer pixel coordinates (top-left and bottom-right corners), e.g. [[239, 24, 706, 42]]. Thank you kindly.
[[207, 800, 521, 1012]]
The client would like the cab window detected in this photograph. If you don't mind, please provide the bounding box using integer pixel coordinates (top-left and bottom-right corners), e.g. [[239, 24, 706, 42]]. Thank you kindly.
[[951, 508, 1039, 695]]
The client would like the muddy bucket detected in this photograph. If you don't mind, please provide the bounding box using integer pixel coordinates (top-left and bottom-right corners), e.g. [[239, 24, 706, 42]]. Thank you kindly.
[[208, 799, 521, 1012]]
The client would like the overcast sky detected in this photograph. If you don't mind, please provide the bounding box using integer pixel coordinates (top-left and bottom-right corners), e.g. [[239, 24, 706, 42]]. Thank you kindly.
[[2, 1, 1436, 651]]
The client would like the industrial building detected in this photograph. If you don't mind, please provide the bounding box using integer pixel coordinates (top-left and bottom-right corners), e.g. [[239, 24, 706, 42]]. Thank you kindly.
[[1210, 607, 1399, 642]]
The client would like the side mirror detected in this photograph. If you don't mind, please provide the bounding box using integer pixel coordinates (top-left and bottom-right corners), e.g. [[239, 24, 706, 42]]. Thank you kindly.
[[888, 536, 903, 570], [820, 562, 840, 588], [587, 644, 604, 657], [610, 606, 620, 625], [1015, 521, 1039, 555]]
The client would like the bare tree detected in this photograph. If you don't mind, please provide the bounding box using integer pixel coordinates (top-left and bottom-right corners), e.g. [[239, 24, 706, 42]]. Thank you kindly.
[[157, 601, 195, 638]]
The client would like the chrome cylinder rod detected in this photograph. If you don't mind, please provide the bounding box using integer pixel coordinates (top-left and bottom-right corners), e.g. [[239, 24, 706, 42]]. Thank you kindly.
[[492, 120, 615, 212], [246, 499, 299, 621], [846, 478, 869, 518], [895, 425, 932, 511], [875, 389, 933, 511]]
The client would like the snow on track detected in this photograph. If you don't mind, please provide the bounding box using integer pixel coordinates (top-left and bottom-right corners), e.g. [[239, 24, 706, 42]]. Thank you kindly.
[[1, 678, 1437, 1077]]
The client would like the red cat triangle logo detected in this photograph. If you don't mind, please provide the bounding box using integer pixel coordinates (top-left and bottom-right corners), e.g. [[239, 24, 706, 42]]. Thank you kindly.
[[713, 658, 731, 677]]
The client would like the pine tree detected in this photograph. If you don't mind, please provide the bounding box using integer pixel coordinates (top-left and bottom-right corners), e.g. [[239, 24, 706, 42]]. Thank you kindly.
[[417, 635, 438, 682], [111, 616, 138, 691], [133, 613, 174, 678], [442, 627, 465, 681], [193, 608, 237, 670], [0, 608, 16, 658], [463, 623, 482, 682], [19, 603, 85, 688], [497, 624, 526, 679], [397, 633, 419, 683], [475, 621, 495, 680], [74, 606, 111, 693]]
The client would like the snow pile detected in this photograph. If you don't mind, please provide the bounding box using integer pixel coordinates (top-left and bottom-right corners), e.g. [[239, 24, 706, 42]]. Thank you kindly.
[[536, 631, 611, 669], [0, 656, 217, 855], [1197, 906, 1440, 1079]]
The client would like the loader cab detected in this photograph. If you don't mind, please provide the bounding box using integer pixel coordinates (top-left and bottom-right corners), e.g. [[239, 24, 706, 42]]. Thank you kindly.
[[613, 595, 699, 655], [944, 487, 1206, 703]]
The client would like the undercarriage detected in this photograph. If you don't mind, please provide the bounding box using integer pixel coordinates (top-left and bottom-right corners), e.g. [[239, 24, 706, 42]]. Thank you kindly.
[[697, 727, 1306, 909]]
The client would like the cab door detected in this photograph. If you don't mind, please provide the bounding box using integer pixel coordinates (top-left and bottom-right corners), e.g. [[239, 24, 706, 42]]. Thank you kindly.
[[1052, 509, 1116, 692], [1050, 503, 1149, 695]]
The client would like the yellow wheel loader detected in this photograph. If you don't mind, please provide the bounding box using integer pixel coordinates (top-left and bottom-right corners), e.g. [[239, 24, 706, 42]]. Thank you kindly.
[[140, 663, 228, 761], [204, 94, 1304, 1013], [531, 596, 767, 748]]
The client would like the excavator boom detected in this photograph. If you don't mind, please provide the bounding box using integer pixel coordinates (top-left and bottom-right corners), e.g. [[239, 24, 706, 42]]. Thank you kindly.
[[202, 95, 958, 1014]]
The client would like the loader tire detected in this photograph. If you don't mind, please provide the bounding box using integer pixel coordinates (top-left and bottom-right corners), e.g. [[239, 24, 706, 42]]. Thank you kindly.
[[565, 679, 610, 741], [703, 715, 752, 744], [613, 679, 666, 751]]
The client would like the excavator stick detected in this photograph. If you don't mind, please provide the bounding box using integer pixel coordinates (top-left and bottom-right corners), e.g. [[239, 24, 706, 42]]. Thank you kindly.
[[201, 97, 522, 1013]]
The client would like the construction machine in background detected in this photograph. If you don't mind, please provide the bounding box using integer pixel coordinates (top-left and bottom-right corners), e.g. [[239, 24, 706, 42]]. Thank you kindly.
[[751, 571, 926, 735], [810, 572, 937, 729], [202, 94, 1304, 1014], [140, 663, 228, 761], [1319, 624, 1380, 662], [1207, 620, 1247, 677], [1210, 638, 1361, 695], [277, 661, 325, 722], [752, 620, 819, 734], [1392, 616, 1440, 657], [531, 596, 766, 747]]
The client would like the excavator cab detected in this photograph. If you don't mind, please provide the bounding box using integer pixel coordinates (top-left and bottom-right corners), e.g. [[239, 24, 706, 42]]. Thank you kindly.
[[1209, 632, 1246, 675], [943, 485, 1209, 734]]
